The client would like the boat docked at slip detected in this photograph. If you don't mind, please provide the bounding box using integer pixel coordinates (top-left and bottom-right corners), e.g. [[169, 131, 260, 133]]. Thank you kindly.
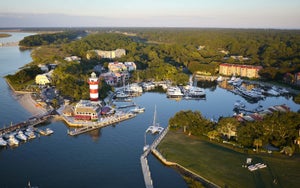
[[234, 100, 246, 109], [38, 128, 54, 136], [25, 129, 36, 139], [130, 106, 145, 114], [166, 86, 183, 98], [146, 106, 164, 134], [0, 136, 7, 147], [185, 85, 206, 98], [115, 91, 130, 99], [234, 86, 264, 100], [16, 130, 27, 141], [216, 76, 223, 82], [7, 134, 19, 147], [124, 83, 143, 94]]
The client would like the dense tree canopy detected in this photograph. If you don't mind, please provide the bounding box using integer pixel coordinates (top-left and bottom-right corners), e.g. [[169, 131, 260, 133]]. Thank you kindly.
[[12, 28, 300, 100], [169, 109, 300, 150], [19, 30, 86, 47], [169, 110, 214, 136], [6, 65, 42, 84]]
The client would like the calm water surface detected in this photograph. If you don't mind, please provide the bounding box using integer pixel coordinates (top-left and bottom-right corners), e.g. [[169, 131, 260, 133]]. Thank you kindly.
[[0, 32, 299, 188]]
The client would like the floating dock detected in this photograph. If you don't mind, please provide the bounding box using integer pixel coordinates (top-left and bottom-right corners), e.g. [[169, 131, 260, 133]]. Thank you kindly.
[[67, 112, 136, 136], [0, 111, 53, 136]]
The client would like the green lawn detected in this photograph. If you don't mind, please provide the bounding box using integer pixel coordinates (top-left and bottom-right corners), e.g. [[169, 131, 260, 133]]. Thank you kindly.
[[158, 131, 300, 188]]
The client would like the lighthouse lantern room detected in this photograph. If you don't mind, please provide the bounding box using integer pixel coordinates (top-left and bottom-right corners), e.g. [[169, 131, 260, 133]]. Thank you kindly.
[[88, 72, 99, 102]]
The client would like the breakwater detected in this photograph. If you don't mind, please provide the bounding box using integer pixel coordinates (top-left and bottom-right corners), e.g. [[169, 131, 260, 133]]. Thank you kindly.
[[66, 112, 136, 136]]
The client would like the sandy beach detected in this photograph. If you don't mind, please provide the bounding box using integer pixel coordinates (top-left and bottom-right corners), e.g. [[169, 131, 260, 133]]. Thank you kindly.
[[16, 93, 47, 116]]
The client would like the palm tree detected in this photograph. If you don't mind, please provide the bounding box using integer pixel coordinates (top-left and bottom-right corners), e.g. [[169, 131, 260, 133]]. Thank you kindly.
[[253, 139, 262, 152]]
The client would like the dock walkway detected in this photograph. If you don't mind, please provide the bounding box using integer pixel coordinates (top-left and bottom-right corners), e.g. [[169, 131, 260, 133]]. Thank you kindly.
[[140, 127, 169, 188], [0, 111, 53, 136], [67, 112, 136, 136]]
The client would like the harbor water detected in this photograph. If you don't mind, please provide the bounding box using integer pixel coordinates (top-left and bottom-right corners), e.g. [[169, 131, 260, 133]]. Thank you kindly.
[[1, 32, 300, 188]]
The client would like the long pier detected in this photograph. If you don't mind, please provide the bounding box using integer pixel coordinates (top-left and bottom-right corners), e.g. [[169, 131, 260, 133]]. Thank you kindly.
[[140, 127, 169, 188], [67, 112, 136, 136], [0, 111, 53, 135]]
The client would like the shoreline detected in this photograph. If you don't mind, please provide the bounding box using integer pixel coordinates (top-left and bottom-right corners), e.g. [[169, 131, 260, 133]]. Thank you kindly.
[[5, 78, 47, 116], [16, 93, 47, 116]]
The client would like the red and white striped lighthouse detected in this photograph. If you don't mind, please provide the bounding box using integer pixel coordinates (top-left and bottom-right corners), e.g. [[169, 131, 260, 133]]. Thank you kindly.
[[88, 72, 99, 101]]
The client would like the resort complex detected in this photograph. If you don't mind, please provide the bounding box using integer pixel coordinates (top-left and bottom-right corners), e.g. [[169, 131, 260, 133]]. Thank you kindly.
[[219, 63, 262, 78]]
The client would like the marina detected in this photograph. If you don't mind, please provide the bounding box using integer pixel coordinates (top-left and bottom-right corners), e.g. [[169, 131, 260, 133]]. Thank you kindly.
[[0, 111, 53, 136], [1, 32, 300, 188]]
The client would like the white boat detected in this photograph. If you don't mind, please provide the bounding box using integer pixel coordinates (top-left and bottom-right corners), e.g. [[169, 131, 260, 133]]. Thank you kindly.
[[16, 131, 27, 141], [45, 128, 54, 135], [186, 86, 205, 98], [124, 83, 143, 94], [130, 106, 145, 113], [266, 88, 280, 96], [234, 100, 245, 109], [7, 134, 19, 147], [142, 82, 156, 91], [216, 76, 223, 82], [39, 128, 54, 136], [166, 86, 183, 98], [146, 105, 164, 134], [115, 91, 129, 99], [277, 87, 289, 94], [25, 130, 36, 139], [234, 86, 264, 100], [0, 136, 7, 147], [227, 76, 236, 84]]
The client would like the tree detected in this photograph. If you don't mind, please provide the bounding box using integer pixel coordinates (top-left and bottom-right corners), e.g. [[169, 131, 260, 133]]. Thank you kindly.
[[217, 117, 240, 140], [207, 130, 219, 141], [253, 139, 262, 152], [281, 146, 294, 156]]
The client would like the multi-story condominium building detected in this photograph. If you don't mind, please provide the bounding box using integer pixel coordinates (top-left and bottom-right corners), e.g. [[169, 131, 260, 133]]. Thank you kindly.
[[219, 63, 262, 78], [87, 49, 126, 59]]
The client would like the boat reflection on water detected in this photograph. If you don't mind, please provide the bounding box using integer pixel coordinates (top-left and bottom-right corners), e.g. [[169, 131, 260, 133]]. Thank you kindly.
[[87, 129, 102, 141]]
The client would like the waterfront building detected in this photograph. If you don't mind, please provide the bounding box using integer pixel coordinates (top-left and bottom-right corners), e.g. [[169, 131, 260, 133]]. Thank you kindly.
[[74, 100, 101, 121], [88, 72, 99, 102], [87, 49, 126, 59], [219, 63, 262, 78]]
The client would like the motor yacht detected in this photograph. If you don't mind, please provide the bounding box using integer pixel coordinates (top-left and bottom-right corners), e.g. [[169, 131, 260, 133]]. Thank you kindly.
[[166, 86, 183, 98], [16, 130, 28, 141], [185, 86, 206, 98], [130, 106, 145, 114], [7, 134, 19, 147], [0, 136, 7, 147]]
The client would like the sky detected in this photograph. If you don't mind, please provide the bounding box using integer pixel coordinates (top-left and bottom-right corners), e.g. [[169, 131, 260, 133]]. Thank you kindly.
[[0, 0, 300, 28]]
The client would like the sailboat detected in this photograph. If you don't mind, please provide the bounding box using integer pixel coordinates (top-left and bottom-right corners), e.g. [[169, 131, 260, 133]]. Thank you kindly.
[[146, 105, 164, 134]]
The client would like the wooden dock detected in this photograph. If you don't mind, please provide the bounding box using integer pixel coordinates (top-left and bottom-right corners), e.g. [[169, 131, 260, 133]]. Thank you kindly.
[[0, 111, 53, 135], [67, 112, 136, 136]]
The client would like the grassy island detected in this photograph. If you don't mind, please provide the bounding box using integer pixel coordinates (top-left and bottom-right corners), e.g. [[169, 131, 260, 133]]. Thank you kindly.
[[158, 130, 300, 188], [0, 33, 11, 38]]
